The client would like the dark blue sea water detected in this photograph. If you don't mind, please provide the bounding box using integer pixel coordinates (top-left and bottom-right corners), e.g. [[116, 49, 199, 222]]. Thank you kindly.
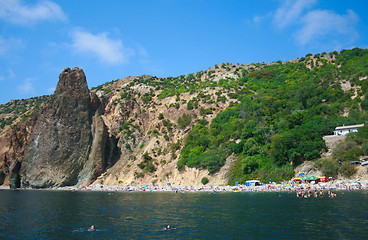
[[0, 190, 367, 239]]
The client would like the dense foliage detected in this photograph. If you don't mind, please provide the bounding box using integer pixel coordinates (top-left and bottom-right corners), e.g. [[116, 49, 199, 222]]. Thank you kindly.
[[317, 126, 368, 178], [177, 48, 368, 184]]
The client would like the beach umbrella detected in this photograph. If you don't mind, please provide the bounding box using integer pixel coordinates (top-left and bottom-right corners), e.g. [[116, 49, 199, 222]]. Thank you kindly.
[[301, 176, 310, 180]]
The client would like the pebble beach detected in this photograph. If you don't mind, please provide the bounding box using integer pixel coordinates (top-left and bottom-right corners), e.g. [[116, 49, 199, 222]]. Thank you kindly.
[[47, 179, 367, 193]]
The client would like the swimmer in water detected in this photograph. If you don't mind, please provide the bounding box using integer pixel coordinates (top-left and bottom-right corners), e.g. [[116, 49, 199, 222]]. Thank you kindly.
[[164, 224, 171, 230], [88, 225, 95, 231]]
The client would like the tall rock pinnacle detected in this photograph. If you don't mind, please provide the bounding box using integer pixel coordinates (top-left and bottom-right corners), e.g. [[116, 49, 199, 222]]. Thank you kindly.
[[20, 67, 104, 188]]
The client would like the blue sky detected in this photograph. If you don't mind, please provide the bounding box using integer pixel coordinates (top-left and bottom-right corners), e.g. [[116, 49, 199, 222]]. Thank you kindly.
[[0, 0, 367, 104]]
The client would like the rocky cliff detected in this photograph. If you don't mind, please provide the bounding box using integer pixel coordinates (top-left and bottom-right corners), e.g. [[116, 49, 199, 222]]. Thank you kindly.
[[18, 67, 116, 188], [1, 49, 368, 188]]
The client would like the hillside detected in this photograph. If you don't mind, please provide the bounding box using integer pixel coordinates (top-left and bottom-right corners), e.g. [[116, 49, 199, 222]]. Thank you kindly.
[[1, 48, 368, 187]]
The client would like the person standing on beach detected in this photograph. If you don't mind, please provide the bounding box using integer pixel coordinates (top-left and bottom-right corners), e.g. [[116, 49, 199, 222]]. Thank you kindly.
[[319, 190, 324, 197]]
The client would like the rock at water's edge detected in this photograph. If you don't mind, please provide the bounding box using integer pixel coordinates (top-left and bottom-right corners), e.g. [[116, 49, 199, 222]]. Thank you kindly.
[[20, 67, 102, 187]]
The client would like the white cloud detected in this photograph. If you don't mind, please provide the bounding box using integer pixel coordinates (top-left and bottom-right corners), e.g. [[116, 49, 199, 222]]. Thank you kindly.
[[71, 30, 132, 64], [18, 78, 35, 95], [8, 69, 16, 78], [0, 69, 15, 82], [273, 0, 317, 28], [258, 0, 361, 48], [0, 36, 22, 55], [252, 15, 264, 26], [295, 9, 359, 46], [0, 0, 66, 25]]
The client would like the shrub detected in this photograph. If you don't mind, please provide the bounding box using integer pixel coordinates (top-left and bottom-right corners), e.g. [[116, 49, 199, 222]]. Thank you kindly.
[[201, 177, 209, 185], [162, 119, 172, 131], [187, 101, 194, 110], [199, 107, 212, 116], [177, 113, 192, 129], [125, 143, 132, 151], [164, 134, 169, 141], [339, 162, 357, 178], [144, 162, 156, 173], [362, 142, 368, 155], [321, 159, 338, 178], [135, 172, 145, 178], [177, 159, 185, 171]]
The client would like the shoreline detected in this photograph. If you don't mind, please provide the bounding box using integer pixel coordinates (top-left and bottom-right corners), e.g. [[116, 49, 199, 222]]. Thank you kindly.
[[2, 179, 367, 193]]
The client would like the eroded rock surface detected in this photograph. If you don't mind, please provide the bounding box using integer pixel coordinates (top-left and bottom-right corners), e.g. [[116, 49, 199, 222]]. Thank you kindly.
[[20, 67, 109, 188]]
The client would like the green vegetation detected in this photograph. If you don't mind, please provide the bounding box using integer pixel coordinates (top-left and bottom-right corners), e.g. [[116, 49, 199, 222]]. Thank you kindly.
[[137, 152, 156, 173], [2, 48, 368, 185], [176, 48, 368, 184], [321, 126, 368, 177], [201, 177, 209, 185], [0, 96, 49, 129], [177, 113, 192, 129]]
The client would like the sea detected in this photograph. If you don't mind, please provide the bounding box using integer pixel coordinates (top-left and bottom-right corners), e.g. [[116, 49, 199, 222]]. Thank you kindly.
[[0, 189, 367, 239]]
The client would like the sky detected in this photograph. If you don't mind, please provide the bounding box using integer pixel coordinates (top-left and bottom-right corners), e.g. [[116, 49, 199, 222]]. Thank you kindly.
[[0, 0, 368, 104]]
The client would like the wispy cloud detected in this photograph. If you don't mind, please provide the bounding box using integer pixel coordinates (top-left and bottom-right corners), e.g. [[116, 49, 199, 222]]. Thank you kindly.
[[295, 9, 359, 46], [251, 0, 360, 48], [70, 30, 134, 64], [273, 0, 317, 28], [17, 78, 35, 95], [0, 0, 66, 25], [0, 36, 22, 55], [8, 69, 16, 78], [0, 69, 15, 82]]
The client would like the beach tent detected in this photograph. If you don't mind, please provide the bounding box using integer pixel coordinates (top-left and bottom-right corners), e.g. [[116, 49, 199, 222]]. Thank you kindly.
[[319, 177, 327, 182], [301, 176, 318, 182], [301, 176, 310, 181], [246, 180, 261, 186]]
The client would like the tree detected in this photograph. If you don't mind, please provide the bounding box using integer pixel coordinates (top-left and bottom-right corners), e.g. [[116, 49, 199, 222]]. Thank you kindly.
[[201, 177, 209, 185]]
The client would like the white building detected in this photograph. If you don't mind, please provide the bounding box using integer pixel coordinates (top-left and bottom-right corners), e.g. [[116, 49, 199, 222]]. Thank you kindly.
[[333, 124, 364, 136]]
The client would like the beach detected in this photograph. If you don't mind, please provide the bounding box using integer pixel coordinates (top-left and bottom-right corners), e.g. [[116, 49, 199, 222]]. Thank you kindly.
[[13, 179, 363, 193]]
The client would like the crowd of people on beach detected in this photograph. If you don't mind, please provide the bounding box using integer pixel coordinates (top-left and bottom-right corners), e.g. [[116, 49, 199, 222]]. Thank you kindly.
[[52, 179, 367, 194]]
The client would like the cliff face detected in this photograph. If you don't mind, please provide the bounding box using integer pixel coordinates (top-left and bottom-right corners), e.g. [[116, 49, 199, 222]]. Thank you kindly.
[[2, 49, 366, 188], [0, 120, 32, 188], [19, 67, 112, 188]]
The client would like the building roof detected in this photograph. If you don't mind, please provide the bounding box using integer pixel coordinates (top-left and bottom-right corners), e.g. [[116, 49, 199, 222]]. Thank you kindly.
[[335, 124, 364, 130]]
